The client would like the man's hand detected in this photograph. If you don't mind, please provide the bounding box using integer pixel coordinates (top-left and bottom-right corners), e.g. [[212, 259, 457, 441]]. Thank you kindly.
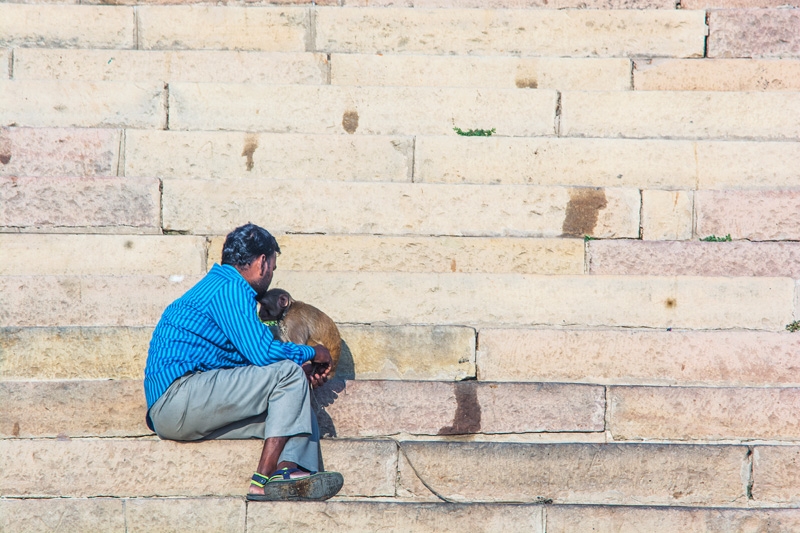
[[303, 344, 332, 388]]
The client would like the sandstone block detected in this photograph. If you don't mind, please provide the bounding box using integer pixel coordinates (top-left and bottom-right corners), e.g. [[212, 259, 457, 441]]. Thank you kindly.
[[477, 329, 800, 386], [641, 189, 693, 240], [400, 441, 748, 505], [609, 386, 800, 441], [634, 58, 800, 91], [163, 180, 639, 238], [696, 190, 800, 241], [315, 8, 705, 57], [708, 9, 800, 59], [346, 0, 672, 6], [752, 446, 800, 504], [697, 140, 800, 189], [414, 136, 695, 189], [138, 6, 309, 51], [1, 50, 9, 80], [588, 240, 800, 277], [561, 91, 800, 140], [0, 177, 161, 231], [13, 49, 328, 84], [397, 451, 439, 501], [125, 130, 412, 182], [247, 501, 544, 532], [0, 498, 125, 533], [315, 381, 604, 437], [125, 498, 245, 533], [0, 80, 166, 129], [168, 84, 557, 136], [331, 54, 631, 91], [207, 234, 585, 275], [0, 4, 134, 48]]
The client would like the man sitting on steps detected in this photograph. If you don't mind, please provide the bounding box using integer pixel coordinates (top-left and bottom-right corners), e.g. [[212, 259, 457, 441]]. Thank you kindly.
[[143, 223, 343, 501]]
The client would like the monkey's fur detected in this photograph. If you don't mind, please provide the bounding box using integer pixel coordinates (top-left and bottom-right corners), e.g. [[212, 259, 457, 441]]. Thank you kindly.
[[258, 288, 341, 378]]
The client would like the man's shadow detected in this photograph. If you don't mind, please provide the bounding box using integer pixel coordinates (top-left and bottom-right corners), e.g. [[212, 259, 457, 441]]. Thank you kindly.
[[311, 339, 354, 438]]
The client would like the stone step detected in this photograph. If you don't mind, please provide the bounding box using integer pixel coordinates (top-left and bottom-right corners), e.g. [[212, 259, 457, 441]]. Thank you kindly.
[[707, 9, 800, 59], [1, 273, 792, 329], [633, 58, 800, 91]]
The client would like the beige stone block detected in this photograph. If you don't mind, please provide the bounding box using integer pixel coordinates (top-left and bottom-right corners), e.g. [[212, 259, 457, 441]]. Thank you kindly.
[[0, 234, 207, 276], [561, 91, 800, 140], [169, 84, 557, 137], [634, 58, 800, 91], [609, 386, 800, 441], [697, 140, 800, 189], [0, 127, 119, 178], [753, 446, 800, 504], [315, 381, 604, 437], [697, 190, 800, 241], [247, 501, 544, 532], [709, 10, 800, 59], [0, 498, 125, 532], [477, 329, 800, 386], [547, 505, 800, 533], [400, 441, 748, 505], [138, 6, 308, 51], [125, 498, 245, 533], [0, 80, 166, 129], [332, 54, 631, 91], [0, 438, 396, 497], [315, 8, 705, 58], [347, 0, 672, 6], [163, 180, 638, 238], [416, 136, 695, 188], [0, 4, 134, 48], [268, 272, 793, 330], [1, 49, 9, 80], [0, 177, 161, 231], [588, 240, 800, 277], [125, 130, 412, 182], [208, 235, 584, 275], [0, 380, 150, 438], [641, 189, 693, 240], [0, 327, 152, 379], [686, 0, 800, 6], [13, 49, 328, 84], [396, 451, 439, 500]]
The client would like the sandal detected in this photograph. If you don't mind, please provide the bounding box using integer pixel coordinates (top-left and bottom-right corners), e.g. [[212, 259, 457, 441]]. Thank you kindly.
[[246, 468, 344, 501]]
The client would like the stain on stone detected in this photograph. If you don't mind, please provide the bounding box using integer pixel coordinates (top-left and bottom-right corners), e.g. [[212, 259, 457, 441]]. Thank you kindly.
[[562, 188, 608, 237], [665, 298, 677, 309], [342, 110, 359, 134], [124, 240, 134, 249], [515, 77, 538, 89], [438, 381, 481, 435], [0, 127, 11, 165], [241, 134, 258, 172], [12, 422, 20, 437], [450, 259, 457, 272]]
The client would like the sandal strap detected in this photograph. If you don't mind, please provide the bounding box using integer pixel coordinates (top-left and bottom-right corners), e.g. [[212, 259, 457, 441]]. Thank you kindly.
[[267, 467, 317, 482], [250, 472, 270, 488]]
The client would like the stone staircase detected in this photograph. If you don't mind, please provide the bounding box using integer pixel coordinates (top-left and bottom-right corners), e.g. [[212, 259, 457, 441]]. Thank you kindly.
[[2, 0, 800, 530]]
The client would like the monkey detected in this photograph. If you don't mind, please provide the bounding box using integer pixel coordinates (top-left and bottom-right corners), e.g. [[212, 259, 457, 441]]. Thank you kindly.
[[257, 288, 341, 381]]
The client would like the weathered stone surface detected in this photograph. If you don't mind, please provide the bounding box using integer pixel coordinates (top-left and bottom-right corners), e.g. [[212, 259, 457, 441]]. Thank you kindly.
[[588, 240, 800, 277], [0, 327, 152, 379], [400, 441, 748, 505], [0, 498, 125, 532], [315, 380, 604, 437], [1, 50, 9, 79], [125, 498, 245, 533], [125, 130, 412, 182], [208, 235, 585, 275], [0, 127, 119, 178], [708, 9, 800, 59], [164, 180, 639, 238], [397, 451, 439, 501], [477, 329, 800, 386], [697, 140, 800, 189], [247, 501, 544, 532], [0, 438, 397, 497], [331, 54, 631, 90], [634, 58, 800, 91], [609, 386, 800, 441], [753, 446, 800, 505], [168, 84, 557, 137], [13, 49, 328, 84], [0, 4, 134, 48], [547, 505, 800, 533], [0, 380, 149, 438], [346, 0, 671, 6], [686, 0, 800, 6], [138, 6, 308, 51], [0, 177, 161, 231], [315, 8, 705, 57], [414, 136, 694, 188], [696, 190, 800, 241], [561, 91, 800, 140], [641, 190, 693, 240]]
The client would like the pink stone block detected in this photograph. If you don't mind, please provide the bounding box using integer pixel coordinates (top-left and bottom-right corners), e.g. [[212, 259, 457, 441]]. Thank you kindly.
[[709, 9, 800, 58], [696, 190, 800, 241]]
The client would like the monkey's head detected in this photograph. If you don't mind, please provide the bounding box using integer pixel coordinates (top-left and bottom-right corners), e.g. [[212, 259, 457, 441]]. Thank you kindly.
[[258, 288, 294, 322]]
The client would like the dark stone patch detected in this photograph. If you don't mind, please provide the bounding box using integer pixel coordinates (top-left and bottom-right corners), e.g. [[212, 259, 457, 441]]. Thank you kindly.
[[342, 110, 359, 134], [438, 381, 481, 435], [562, 187, 608, 237], [515, 77, 538, 89], [241, 134, 258, 172]]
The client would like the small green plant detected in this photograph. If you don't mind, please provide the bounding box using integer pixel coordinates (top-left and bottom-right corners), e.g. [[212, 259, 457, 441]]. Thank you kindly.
[[453, 127, 496, 137], [787, 321, 800, 332], [700, 234, 732, 242], [583, 235, 598, 242]]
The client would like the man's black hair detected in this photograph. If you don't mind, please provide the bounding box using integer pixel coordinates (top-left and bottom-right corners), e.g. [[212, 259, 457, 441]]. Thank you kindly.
[[220, 224, 281, 267]]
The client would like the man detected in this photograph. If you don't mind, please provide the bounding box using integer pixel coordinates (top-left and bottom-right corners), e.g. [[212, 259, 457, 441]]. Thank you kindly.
[[144, 223, 343, 501]]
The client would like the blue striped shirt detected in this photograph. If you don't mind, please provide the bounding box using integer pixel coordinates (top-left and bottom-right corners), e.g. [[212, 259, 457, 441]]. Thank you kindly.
[[143, 263, 315, 409]]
